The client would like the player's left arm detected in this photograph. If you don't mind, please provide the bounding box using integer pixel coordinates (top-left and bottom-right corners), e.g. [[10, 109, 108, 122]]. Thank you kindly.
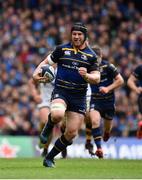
[[100, 73, 124, 94], [79, 54, 101, 84], [78, 67, 100, 84], [99, 63, 124, 94]]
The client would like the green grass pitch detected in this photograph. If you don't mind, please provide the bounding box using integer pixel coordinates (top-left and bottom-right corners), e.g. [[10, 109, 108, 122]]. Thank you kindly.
[[0, 158, 142, 179]]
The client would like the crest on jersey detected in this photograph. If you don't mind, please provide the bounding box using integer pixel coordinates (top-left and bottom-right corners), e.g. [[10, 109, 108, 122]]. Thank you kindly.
[[64, 50, 71, 56], [81, 54, 87, 60]]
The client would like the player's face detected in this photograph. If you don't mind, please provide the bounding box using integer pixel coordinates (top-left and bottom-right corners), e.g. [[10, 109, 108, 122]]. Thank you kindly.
[[71, 30, 85, 48]]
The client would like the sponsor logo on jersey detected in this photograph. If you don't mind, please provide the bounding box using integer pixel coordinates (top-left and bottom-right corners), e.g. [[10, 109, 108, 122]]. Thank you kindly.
[[64, 50, 71, 56]]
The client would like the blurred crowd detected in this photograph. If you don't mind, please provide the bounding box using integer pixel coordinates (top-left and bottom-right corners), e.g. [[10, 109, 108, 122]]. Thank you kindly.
[[0, 0, 142, 137]]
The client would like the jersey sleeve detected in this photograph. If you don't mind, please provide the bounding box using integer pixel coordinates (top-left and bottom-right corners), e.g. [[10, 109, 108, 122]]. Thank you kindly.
[[108, 63, 119, 78], [88, 56, 100, 72], [50, 45, 64, 63]]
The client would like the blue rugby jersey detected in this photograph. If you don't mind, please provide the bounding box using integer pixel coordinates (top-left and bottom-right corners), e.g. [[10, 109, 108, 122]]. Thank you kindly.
[[133, 65, 142, 87], [90, 60, 119, 101], [50, 42, 99, 94]]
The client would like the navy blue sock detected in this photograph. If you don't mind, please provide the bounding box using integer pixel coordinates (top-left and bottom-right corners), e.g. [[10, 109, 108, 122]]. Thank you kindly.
[[92, 128, 102, 149], [46, 135, 72, 160], [41, 113, 54, 137]]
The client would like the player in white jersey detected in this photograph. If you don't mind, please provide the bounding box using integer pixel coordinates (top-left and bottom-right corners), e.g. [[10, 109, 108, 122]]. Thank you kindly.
[[29, 79, 54, 156], [37, 82, 54, 109], [29, 78, 67, 158]]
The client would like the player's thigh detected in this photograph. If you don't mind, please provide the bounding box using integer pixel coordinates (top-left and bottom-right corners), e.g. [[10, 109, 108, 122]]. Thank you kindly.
[[65, 111, 84, 134]]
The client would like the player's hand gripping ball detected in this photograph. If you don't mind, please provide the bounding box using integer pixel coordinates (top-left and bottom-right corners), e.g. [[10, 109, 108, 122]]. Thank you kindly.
[[41, 64, 55, 82]]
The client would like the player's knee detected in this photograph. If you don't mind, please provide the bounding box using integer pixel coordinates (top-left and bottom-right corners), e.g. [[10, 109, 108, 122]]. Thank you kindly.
[[65, 129, 78, 140], [51, 111, 64, 123], [92, 118, 101, 128], [50, 103, 66, 123]]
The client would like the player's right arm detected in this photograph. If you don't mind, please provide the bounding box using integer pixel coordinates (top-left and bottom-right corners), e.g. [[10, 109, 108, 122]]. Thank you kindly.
[[28, 78, 42, 104], [33, 46, 62, 83], [32, 55, 53, 83], [127, 74, 142, 94]]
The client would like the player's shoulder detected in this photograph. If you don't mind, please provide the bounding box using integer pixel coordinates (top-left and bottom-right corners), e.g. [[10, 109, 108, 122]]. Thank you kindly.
[[55, 42, 75, 55], [52, 43, 71, 58], [85, 46, 97, 58], [134, 65, 142, 78], [102, 59, 109, 65], [100, 59, 109, 67], [102, 60, 117, 71]]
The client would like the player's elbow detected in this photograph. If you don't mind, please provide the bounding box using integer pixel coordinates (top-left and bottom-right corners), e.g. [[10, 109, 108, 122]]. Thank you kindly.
[[93, 73, 101, 84], [89, 77, 100, 84], [127, 78, 132, 88], [119, 76, 124, 86], [94, 76, 100, 84], [86, 71, 100, 84]]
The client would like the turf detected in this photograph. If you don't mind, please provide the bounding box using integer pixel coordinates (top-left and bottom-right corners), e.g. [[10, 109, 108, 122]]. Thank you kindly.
[[0, 158, 142, 179]]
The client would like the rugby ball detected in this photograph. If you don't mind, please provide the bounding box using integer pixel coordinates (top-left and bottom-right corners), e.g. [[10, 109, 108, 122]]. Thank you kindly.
[[41, 64, 55, 82]]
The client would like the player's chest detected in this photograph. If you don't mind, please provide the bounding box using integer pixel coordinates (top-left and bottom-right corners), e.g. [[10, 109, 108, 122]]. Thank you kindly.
[[100, 66, 110, 81], [60, 51, 90, 67]]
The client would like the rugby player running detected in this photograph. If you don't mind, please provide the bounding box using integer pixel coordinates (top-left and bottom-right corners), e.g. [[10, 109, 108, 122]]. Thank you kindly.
[[85, 45, 124, 158], [33, 22, 100, 167]]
